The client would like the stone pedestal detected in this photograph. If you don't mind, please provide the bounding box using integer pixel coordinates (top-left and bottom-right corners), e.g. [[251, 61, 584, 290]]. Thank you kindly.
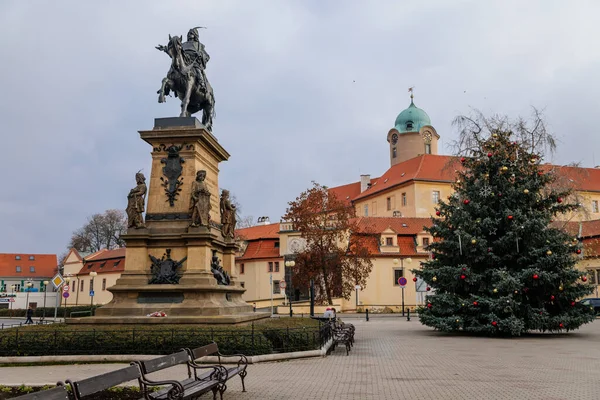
[[70, 117, 268, 325]]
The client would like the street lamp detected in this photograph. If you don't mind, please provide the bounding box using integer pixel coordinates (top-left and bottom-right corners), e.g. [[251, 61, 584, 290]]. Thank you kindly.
[[42, 280, 49, 321], [284, 260, 295, 316], [24, 280, 33, 311], [9, 284, 16, 319], [89, 271, 97, 315]]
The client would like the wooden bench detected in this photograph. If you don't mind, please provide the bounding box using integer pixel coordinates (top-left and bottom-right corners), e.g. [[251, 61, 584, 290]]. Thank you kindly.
[[67, 364, 143, 400], [12, 384, 69, 400], [330, 320, 355, 356], [134, 349, 227, 400], [185, 343, 249, 393]]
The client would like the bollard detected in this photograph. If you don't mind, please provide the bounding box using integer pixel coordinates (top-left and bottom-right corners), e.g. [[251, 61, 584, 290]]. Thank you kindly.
[[289, 301, 293, 318], [406, 308, 411, 322], [253, 303, 256, 313], [366, 308, 369, 321]]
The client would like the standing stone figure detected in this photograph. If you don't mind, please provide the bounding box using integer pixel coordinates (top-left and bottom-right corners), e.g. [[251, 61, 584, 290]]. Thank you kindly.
[[126, 172, 147, 229], [190, 170, 211, 227], [220, 189, 236, 238]]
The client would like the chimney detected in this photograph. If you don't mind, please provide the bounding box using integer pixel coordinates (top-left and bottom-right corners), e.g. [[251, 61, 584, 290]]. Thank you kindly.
[[256, 216, 271, 225], [360, 174, 371, 193]]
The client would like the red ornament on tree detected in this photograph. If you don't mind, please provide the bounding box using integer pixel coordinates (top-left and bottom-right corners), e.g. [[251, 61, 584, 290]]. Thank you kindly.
[[498, 193, 503, 197], [473, 301, 478, 306], [570, 301, 576, 306], [427, 303, 432, 309], [426, 287, 431, 291], [538, 171, 544, 176], [462, 267, 467, 271], [460, 157, 466, 163], [582, 276, 588, 282], [487, 247, 492, 253], [412, 277, 417, 282], [491, 321, 497, 327], [436, 210, 441, 216], [559, 323, 564, 328], [463, 199, 470, 205], [533, 274, 539, 280], [523, 287, 529, 293], [487, 152, 492, 157], [539, 311, 543, 315], [460, 274, 466, 280], [557, 197, 563, 203], [431, 254, 436, 259], [550, 295, 555, 301], [576, 249, 582, 254]]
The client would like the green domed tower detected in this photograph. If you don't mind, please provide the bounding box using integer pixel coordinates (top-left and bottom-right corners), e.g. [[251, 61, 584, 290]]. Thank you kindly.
[[387, 91, 439, 166]]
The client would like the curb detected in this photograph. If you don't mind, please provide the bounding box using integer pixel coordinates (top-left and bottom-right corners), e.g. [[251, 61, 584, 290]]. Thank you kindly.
[[0, 339, 334, 365]]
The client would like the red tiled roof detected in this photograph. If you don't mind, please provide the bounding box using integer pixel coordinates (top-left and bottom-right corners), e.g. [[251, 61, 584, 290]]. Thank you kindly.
[[583, 237, 600, 258], [353, 155, 459, 201], [0, 253, 58, 278], [328, 177, 379, 206], [353, 217, 432, 235], [397, 236, 417, 255], [77, 248, 125, 276], [552, 220, 600, 238], [237, 239, 282, 261], [236, 223, 280, 241]]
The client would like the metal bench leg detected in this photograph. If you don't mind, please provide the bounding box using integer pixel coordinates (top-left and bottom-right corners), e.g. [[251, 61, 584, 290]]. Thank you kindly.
[[240, 370, 247, 392], [219, 383, 227, 400], [212, 386, 218, 400]]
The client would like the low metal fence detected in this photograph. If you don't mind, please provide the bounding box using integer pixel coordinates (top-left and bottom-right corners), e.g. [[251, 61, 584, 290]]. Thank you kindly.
[[0, 323, 331, 357]]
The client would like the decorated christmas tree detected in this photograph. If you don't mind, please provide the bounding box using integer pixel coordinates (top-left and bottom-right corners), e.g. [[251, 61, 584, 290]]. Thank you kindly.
[[415, 112, 595, 336]]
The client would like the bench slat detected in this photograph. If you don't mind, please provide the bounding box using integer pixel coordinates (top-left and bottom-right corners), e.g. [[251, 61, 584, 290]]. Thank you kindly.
[[73, 365, 141, 397], [12, 386, 69, 400], [189, 343, 219, 360], [150, 379, 218, 399], [141, 350, 190, 374]]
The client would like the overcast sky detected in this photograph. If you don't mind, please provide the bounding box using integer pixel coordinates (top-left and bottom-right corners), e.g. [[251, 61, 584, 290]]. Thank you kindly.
[[1, 1, 599, 254]]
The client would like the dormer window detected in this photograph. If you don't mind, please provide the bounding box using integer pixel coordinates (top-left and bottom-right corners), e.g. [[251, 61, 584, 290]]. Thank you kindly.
[[406, 121, 414, 130], [385, 237, 393, 246]]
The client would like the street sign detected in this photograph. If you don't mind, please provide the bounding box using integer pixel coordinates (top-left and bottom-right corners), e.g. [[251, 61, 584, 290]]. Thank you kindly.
[[51, 273, 64, 289], [89, 290, 95, 297], [398, 277, 408, 287], [62, 292, 70, 298], [0, 298, 15, 303], [355, 285, 361, 290], [63, 285, 70, 292], [279, 281, 286, 289]]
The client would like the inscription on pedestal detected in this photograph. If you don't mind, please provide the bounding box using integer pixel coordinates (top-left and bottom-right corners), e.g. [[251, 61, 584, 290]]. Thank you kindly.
[[138, 292, 184, 304]]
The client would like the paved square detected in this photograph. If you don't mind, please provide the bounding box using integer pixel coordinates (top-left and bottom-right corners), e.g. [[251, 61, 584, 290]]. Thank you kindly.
[[1, 317, 599, 399]]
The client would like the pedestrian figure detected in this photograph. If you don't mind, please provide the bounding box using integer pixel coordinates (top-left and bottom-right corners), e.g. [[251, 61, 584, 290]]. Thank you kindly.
[[25, 307, 34, 324]]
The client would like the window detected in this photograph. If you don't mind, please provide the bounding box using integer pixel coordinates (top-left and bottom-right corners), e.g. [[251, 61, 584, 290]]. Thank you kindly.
[[240, 263, 245, 274], [29, 266, 35, 273], [394, 269, 404, 286], [364, 204, 369, 216], [593, 200, 599, 213], [15, 266, 21, 273], [432, 191, 440, 204], [273, 280, 281, 294], [425, 143, 431, 154], [240, 282, 245, 288], [14, 284, 21, 292], [386, 197, 392, 211], [588, 269, 597, 285], [80, 280, 84, 292], [406, 121, 413, 130], [423, 238, 430, 247], [372, 202, 377, 216], [99, 262, 106, 269], [29, 256, 35, 261], [274, 262, 280, 272], [274, 241, 280, 248], [102, 278, 107, 291], [113, 261, 120, 267], [268, 262, 274, 273], [402, 193, 407, 206], [392, 147, 397, 158], [386, 237, 393, 246], [15, 256, 21, 260]]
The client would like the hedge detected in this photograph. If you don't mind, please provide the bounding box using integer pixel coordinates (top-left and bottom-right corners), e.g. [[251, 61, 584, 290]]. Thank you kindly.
[[0, 319, 327, 357]]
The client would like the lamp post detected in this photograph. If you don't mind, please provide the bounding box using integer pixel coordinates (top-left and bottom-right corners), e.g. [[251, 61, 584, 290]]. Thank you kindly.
[[42, 280, 49, 321], [89, 271, 97, 315], [394, 258, 405, 316], [24, 280, 33, 311], [285, 260, 295, 317], [9, 284, 16, 319]]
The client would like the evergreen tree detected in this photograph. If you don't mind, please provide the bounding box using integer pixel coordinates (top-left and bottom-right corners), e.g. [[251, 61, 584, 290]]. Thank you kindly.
[[414, 112, 595, 336]]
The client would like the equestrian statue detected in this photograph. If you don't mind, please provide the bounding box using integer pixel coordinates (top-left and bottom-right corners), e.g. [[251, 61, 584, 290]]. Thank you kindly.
[[156, 27, 216, 130]]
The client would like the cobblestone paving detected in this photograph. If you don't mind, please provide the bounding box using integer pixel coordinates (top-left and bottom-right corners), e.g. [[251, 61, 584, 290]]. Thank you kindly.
[[1, 318, 599, 399]]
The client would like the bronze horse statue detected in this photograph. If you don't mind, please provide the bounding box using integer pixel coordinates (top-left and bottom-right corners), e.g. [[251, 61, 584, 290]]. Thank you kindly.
[[157, 34, 216, 130]]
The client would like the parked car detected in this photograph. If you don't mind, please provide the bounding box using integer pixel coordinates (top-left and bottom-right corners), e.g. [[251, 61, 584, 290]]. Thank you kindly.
[[579, 298, 600, 315]]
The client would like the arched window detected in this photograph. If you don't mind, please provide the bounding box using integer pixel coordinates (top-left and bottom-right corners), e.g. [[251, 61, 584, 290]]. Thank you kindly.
[[406, 121, 414, 130], [425, 143, 431, 154], [392, 147, 397, 158]]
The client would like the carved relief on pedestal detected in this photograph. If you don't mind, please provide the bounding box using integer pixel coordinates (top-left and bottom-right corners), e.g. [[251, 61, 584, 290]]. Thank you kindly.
[[160, 145, 186, 206]]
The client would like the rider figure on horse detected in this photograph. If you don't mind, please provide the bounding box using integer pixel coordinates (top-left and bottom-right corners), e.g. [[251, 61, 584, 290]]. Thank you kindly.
[[182, 27, 210, 92]]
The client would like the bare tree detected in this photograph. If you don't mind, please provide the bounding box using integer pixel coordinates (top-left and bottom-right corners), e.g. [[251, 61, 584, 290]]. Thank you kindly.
[[68, 209, 127, 253], [229, 192, 254, 228]]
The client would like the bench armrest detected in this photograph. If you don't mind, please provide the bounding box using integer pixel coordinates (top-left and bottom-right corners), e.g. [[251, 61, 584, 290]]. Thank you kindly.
[[188, 363, 228, 382], [216, 352, 249, 369], [136, 370, 185, 400]]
